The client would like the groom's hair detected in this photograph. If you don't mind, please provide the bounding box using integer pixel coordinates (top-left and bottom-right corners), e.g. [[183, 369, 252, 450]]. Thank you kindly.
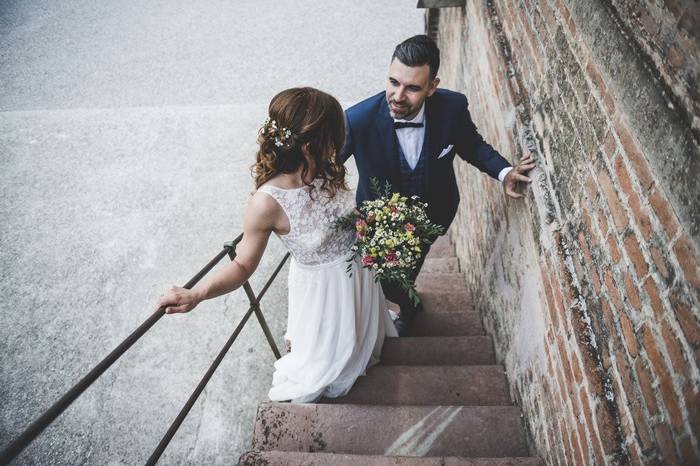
[[392, 35, 440, 80]]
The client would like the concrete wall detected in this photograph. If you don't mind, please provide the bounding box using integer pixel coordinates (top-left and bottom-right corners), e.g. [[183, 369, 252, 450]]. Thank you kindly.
[[431, 1, 699, 464]]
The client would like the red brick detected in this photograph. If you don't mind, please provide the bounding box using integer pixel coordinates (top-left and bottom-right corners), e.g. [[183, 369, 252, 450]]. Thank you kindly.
[[654, 423, 680, 466], [586, 60, 607, 98], [615, 348, 635, 396], [570, 427, 584, 465], [649, 187, 681, 239], [614, 117, 655, 191], [628, 394, 655, 452], [602, 130, 617, 158], [643, 277, 664, 318], [597, 210, 610, 237], [595, 399, 620, 454], [661, 320, 690, 376], [579, 387, 596, 438], [683, 384, 700, 441], [576, 421, 590, 465], [627, 190, 653, 240], [572, 352, 583, 384], [552, 275, 569, 328], [604, 269, 624, 311], [623, 234, 649, 278], [613, 155, 634, 196], [601, 89, 616, 116], [608, 233, 622, 263], [599, 169, 629, 232], [560, 419, 574, 464], [667, 44, 685, 69], [672, 234, 700, 289], [582, 210, 599, 247], [558, 339, 575, 394], [640, 324, 684, 430], [636, 4, 659, 36], [669, 291, 700, 348], [578, 231, 594, 266], [620, 311, 639, 356], [627, 442, 644, 466], [591, 268, 602, 294], [623, 272, 643, 310], [649, 245, 671, 280], [634, 357, 659, 415], [678, 435, 700, 466], [542, 267, 560, 329]]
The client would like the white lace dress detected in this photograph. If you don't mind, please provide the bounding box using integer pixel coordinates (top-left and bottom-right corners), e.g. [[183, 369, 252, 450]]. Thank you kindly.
[[258, 180, 398, 403]]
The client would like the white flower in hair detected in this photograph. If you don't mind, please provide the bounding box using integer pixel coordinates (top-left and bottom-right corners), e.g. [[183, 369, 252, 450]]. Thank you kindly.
[[261, 117, 293, 147]]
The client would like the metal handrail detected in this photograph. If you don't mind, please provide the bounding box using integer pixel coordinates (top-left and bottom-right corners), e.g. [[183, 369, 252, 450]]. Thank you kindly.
[[146, 249, 290, 465], [0, 233, 288, 465]]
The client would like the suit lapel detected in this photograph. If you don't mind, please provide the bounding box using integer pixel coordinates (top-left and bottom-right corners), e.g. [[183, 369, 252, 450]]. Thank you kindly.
[[422, 95, 440, 196], [376, 98, 401, 190]]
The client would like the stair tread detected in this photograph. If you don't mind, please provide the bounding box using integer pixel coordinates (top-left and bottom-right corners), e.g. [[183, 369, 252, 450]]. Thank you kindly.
[[420, 257, 460, 273], [416, 273, 469, 294], [381, 336, 496, 365], [322, 365, 510, 406], [412, 311, 484, 336], [426, 235, 455, 258], [252, 403, 530, 457], [238, 451, 544, 465]]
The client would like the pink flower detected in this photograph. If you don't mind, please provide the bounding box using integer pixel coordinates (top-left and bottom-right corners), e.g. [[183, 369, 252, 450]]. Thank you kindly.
[[385, 251, 398, 263], [362, 255, 375, 266], [404, 223, 416, 232], [355, 219, 368, 231]]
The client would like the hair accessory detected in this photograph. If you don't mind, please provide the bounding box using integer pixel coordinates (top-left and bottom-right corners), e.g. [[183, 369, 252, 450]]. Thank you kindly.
[[260, 117, 293, 147]]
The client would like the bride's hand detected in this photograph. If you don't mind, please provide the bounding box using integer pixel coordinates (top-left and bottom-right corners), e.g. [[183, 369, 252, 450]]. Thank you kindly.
[[157, 286, 202, 314]]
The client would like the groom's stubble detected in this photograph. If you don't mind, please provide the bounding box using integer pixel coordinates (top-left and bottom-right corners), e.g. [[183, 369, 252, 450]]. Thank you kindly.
[[385, 58, 439, 121]]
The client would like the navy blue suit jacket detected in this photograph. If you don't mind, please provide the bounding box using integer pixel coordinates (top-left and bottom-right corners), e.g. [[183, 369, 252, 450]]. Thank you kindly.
[[340, 88, 511, 230]]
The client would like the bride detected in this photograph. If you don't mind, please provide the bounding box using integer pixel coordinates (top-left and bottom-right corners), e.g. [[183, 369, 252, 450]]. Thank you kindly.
[[157, 87, 398, 403]]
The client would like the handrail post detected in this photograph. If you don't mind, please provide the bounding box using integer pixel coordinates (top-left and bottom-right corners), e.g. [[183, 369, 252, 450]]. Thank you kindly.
[[226, 242, 283, 360]]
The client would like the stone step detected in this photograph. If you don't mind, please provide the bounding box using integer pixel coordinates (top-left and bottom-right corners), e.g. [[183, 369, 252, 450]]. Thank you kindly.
[[421, 289, 473, 313], [238, 451, 545, 465], [416, 273, 470, 294], [421, 257, 460, 273], [321, 365, 510, 406], [412, 311, 484, 336], [252, 403, 530, 457], [427, 235, 455, 258], [381, 336, 496, 365]]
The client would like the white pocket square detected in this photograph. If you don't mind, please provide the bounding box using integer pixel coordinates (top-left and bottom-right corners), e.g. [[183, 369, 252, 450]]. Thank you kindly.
[[437, 144, 454, 159]]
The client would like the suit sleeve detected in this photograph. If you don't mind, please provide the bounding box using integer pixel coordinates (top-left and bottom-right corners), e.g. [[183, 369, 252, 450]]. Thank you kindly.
[[338, 112, 354, 164], [454, 95, 511, 180]]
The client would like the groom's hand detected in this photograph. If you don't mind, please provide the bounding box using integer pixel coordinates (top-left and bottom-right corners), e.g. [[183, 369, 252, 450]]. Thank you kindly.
[[503, 154, 535, 199]]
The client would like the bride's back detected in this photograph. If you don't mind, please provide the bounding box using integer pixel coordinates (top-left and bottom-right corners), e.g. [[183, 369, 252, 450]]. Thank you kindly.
[[251, 87, 355, 266]]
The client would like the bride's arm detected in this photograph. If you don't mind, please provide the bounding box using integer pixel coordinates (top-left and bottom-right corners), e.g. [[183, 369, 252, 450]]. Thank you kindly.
[[157, 193, 279, 314]]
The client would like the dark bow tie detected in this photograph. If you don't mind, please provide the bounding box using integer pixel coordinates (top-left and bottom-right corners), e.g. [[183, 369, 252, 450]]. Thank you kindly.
[[393, 121, 424, 129]]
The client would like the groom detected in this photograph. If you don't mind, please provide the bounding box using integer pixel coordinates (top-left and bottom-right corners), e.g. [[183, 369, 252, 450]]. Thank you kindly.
[[340, 34, 534, 336]]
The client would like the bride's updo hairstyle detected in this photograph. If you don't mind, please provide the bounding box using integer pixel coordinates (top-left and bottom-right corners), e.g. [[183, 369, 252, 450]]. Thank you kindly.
[[252, 87, 348, 198]]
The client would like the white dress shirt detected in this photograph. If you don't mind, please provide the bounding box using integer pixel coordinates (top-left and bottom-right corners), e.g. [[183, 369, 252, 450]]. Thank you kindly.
[[393, 104, 426, 170], [394, 103, 512, 182]]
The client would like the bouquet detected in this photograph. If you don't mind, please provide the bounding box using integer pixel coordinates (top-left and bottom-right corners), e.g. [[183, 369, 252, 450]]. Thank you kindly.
[[336, 178, 445, 306]]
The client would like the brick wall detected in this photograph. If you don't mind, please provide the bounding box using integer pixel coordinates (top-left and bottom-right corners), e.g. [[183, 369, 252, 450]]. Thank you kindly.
[[430, 1, 699, 464]]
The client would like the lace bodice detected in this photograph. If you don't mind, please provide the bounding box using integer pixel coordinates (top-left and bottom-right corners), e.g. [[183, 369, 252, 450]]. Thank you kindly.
[[258, 180, 356, 266]]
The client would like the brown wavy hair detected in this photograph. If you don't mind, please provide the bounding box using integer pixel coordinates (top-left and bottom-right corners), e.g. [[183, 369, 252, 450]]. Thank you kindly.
[[252, 87, 348, 198]]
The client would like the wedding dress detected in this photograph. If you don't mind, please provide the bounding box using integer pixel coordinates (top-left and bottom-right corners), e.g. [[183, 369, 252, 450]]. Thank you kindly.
[[258, 179, 398, 403]]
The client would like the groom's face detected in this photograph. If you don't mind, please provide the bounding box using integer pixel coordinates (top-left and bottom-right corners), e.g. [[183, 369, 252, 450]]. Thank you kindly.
[[386, 58, 439, 120]]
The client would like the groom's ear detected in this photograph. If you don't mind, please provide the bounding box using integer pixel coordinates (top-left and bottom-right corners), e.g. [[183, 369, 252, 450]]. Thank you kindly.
[[427, 77, 440, 97]]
